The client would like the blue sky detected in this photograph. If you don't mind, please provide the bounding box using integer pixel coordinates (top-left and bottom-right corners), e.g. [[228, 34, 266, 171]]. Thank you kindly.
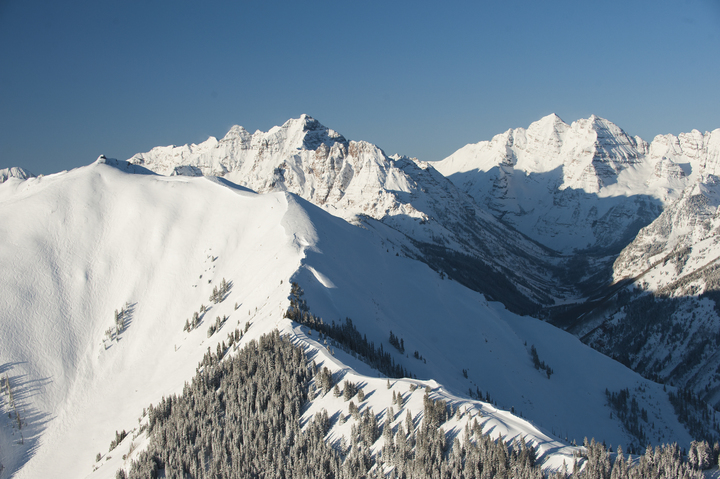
[[1, 0, 719, 174]]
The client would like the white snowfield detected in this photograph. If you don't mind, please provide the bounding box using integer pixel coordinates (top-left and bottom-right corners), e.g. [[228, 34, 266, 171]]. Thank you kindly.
[[0, 158, 693, 478]]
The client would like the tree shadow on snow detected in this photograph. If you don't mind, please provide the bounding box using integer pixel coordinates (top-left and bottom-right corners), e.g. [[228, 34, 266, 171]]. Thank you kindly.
[[104, 302, 137, 349], [0, 363, 53, 477]]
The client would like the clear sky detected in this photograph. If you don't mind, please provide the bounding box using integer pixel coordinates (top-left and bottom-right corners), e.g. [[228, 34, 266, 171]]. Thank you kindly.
[[1, 0, 719, 175]]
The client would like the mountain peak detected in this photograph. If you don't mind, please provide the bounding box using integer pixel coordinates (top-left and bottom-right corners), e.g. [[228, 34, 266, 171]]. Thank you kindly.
[[538, 112, 565, 125], [278, 114, 347, 150], [582, 115, 628, 137], [281, 113, 321, 130], [223, 125, 251, 141], [0, 166, 34, 183], [526, 113, 569, 141]]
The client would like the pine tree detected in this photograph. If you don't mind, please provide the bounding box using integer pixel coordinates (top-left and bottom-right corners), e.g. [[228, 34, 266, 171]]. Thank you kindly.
[[343, 381, 356, 401], [610, 444, 628, 479], [696, 440, 711, 469], [349, 401, 359, 419], [405, 409, 413, 436], [689, 440, 699, 469]]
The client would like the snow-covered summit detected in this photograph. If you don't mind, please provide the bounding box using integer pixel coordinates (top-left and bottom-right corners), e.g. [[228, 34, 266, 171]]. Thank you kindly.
[[129, 114, 346, 179], [434, 114, 720, 253], [436, 113, 644, 192]]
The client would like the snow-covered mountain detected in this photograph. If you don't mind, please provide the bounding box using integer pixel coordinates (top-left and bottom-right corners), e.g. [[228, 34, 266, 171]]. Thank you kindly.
[[433, 113, 720, 408], [4, 114, 720, 478], [0, 158, 701, 478], [433, 114, 720, 255], [129, 115, 571, 313]]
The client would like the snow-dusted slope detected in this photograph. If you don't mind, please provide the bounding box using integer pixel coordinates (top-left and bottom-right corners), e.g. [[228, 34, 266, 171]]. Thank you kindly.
[[288, 195, 694, 451], [434, 114, 720, 254], [129, 115, 570, 312], [0, 160, 695, 478], [614, 175, 720, 285]]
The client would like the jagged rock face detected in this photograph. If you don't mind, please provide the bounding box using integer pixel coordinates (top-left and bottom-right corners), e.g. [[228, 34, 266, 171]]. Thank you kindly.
[[434, 114, 720, 254], [0, 166, 33, 183], [128, 115, 568, 312], [130, 115, 348, 188], [649, 129, 720, 177]]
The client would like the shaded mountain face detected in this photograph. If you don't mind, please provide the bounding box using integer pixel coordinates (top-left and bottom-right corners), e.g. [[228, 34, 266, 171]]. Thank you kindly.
[[129, 115, 571, 314], [574, 175, 720, 408]]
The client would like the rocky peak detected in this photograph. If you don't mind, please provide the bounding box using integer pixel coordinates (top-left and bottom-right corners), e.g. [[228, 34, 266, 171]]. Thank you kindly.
[[222, 125, 251, 142], [649, 128, 720, 179], [433, 114, 693, 252], [0, 166, 34, 184], [270, 114, 347, 151], [523, 114, 568, 151]]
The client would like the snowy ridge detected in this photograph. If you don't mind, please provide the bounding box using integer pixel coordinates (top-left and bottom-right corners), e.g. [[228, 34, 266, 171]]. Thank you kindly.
[[434, 114, 720, 253], [0, 162, 695, 478], [129, 115, 438, 227], [0, 161, 304, 478]]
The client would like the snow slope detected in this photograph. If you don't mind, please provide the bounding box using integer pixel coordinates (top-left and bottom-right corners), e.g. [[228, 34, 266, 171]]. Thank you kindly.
[[287, 198, 692, 451], [434, 114, 720, 254], [0, 160, 695, 478], [0, 159, 304, 478]]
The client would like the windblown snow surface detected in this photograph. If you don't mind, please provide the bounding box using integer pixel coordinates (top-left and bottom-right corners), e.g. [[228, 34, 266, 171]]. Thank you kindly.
[[0, 159, 694, 478]]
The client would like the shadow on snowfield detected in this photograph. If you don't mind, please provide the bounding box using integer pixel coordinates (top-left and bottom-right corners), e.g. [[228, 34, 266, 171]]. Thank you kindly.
[[0, 362, 52, 478]]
